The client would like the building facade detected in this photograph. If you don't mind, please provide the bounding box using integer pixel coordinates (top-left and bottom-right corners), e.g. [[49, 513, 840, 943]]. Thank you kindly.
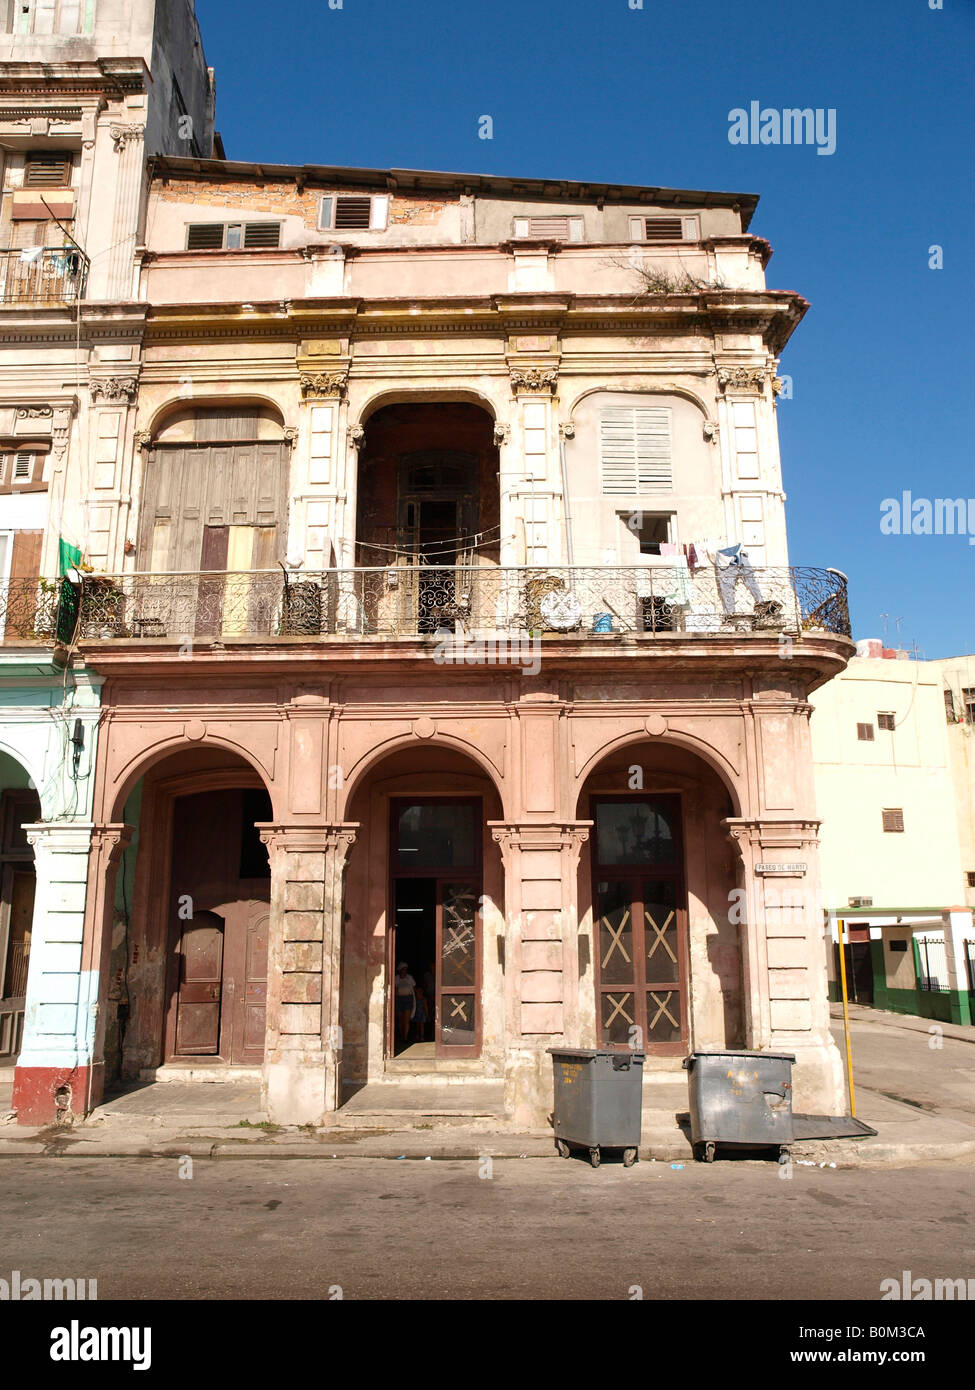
[[810, 645, 975, 1025], [4, 2, 854, 1126]]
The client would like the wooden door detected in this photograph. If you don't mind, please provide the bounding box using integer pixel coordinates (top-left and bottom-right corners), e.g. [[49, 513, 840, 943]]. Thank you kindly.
[[174, 911, 224, 1055], [389, 798, 482, 1058], [591, 795, 689, 1055], [223, 902, 268, 1064], [436, 880, 479, 1055], [165, 788, 270, 1066]]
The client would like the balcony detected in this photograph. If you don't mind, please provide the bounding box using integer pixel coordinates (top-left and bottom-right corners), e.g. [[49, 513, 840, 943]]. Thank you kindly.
[[0, 246, 89, 306], [51, 565, 851, 644]]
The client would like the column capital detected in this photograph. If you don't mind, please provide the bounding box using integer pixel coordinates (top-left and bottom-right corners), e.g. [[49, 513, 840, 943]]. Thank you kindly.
[[88, 821, 134, 867], [488, 820, 592, 863], [257, 821, 358, 863]]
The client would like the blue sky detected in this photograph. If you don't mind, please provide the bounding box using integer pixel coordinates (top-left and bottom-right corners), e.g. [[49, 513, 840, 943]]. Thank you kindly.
[[196, 0, 974, 657]]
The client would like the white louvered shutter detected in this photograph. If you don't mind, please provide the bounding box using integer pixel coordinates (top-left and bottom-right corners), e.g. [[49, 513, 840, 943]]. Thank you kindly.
[[599, 407, 672, 494]]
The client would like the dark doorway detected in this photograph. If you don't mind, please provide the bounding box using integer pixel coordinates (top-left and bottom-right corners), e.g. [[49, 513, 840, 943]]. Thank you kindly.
[[165, 787, 271, 1065], [0, 787, 40, 1058], [388, 798, 481, 1058]]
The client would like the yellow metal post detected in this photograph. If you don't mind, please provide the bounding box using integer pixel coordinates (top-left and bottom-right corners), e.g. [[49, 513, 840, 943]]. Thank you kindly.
[[836, 917, 856, 1117]]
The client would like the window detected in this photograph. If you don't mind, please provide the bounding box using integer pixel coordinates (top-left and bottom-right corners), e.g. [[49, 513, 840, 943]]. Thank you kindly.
[[882, 808, 904, 833], [511, 215, 584, 241], [877, 712, 896, 731], [185, 223, 281, 250], [628, 215, 699, 242], [0, 452, 39, 487], [964, 688, 975, 724], [319, 194, 388, 231], [621, 512, 672, 556], [945, 688, 956, 722], [967, 872, 975, 888], [889, 940, 908, 953], [14, 0, 82, 35], [24, 152, 72, 188], [856, 722, 874, 741], [599, 407, 672, 495]]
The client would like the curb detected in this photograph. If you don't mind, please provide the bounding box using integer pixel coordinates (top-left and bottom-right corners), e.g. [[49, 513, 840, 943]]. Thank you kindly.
[[2, 1136, 974, 1166]]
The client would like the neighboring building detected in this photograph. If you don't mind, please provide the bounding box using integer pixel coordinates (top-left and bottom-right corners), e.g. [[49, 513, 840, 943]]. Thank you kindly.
[[931, 654, 975, 913], [0, 0, 213, 1110], [4, 4, 855, 1127], [810, 646, 974, 1026]]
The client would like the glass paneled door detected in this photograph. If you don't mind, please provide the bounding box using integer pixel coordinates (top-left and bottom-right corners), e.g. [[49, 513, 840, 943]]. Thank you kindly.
[[390, 798, 482, 1058], [590, 795, 688, 1055]]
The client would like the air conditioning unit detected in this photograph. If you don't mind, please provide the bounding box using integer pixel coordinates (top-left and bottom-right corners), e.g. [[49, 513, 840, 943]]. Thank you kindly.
[[848, 897, 873, 909]]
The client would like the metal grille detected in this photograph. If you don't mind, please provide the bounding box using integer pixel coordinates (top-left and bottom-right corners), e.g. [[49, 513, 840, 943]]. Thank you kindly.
[[334, 196, 372, 229], [0, 247, 88, 304], [916, 935, 949, 992]]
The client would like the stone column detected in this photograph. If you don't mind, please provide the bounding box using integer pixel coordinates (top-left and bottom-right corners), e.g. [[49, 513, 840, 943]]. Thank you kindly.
[[489, 820, 591, 1127], [12, 823, 95, 1124], [940, 908, 975, 1026], [724, 816, 845, 1114], [259, 822, 357, 1124]]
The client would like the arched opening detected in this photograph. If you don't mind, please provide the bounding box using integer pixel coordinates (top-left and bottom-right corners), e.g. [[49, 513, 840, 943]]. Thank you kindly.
[[354, 402, 500, 634], [576, 740, 742, 1059], [0, 750, 40, 1061], [342, 744, 504, 1089], [112, 746, 273, 1082], [137, 402, 290, 575]]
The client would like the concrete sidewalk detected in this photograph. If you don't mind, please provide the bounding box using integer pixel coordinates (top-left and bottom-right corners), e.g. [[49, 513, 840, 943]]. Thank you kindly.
[[2, 1010, 973, 1166]]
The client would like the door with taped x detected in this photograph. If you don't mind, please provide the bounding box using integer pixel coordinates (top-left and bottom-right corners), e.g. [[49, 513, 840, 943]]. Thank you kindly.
[[590, 794, 689, 1056]]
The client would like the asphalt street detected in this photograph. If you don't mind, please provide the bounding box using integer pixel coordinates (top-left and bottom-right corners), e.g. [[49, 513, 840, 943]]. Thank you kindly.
[[2, 1155, 973, 1300]]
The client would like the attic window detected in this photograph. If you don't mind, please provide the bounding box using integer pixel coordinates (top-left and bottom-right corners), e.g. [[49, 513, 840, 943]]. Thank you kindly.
[[512, 215, 584, 242], [319, 195, 388, 231], [628, 215, 699, 243], [877, 712, 896, 731], [856, 722, 874, 741], [185, 223, 281, 250], [24, 153, 72, 188], [882, 808, 904, 833]]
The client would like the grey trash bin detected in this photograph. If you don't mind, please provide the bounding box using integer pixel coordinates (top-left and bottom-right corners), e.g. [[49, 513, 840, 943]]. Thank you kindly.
[[683, 1050, 795, 1162], [548, 1047, 645, 1168]]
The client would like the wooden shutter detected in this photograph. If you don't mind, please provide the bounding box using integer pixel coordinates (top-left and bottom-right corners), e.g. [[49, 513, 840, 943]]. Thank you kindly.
[[9, 530, 42, 581], [24, 152, 71, 188], [882, 808, 904, 833], [640, 216, 683, 242], [599, 407, 672, 494], [856, 723, 874, 741]]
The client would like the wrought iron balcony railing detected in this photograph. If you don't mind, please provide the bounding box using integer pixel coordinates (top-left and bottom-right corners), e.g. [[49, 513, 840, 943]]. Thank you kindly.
[[0, 246, 89, 305], [42, 564, 850, 644]]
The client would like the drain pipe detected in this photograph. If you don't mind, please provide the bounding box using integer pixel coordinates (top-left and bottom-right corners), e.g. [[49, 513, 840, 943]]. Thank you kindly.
[[559, 425, 575, 567]]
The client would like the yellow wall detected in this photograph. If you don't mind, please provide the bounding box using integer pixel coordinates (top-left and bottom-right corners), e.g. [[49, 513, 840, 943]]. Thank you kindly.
[[809, 657, 965, 910]]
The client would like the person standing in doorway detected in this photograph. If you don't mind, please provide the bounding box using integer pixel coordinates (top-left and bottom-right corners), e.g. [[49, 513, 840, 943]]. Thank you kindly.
[[394, 961, 416, 1047]]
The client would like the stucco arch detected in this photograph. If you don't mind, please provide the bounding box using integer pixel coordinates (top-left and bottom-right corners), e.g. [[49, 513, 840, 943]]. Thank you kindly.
[[108, 734, 279, 823], [562, 382, 715, 431], [573, 728, 743, 818], [0, 742, 46, 814], [354, 386, 499, 428], [141, 393, 288, 443], [338, 731, 506, 819]]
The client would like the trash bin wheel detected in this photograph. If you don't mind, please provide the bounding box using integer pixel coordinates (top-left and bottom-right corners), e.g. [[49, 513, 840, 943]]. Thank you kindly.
[[556, 1139, 571, 1159], [694, 1141, 716, 1163], [588, 1147, 601, 1169], [623, 1147, 637, 1168]]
